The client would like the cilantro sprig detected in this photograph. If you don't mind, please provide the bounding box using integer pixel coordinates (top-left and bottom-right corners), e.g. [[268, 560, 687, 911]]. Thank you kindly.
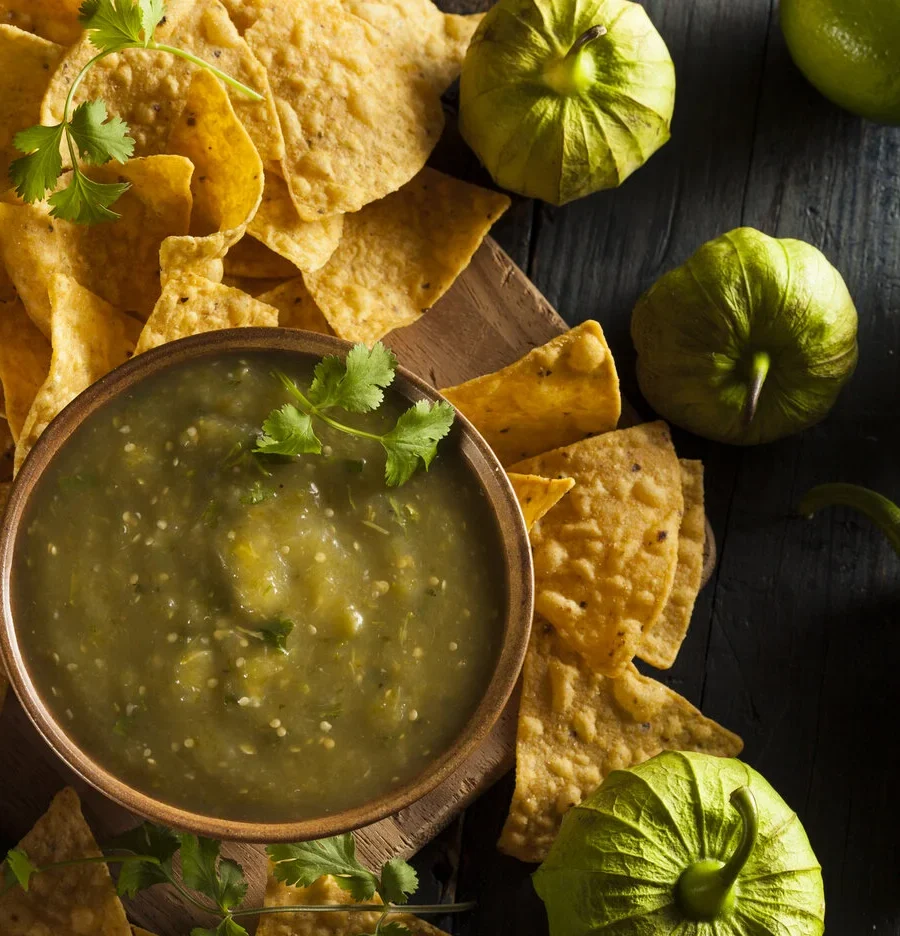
[[255, 343, 456, 488], [1, 827, 474, 936], [8, 0, 263, 223]]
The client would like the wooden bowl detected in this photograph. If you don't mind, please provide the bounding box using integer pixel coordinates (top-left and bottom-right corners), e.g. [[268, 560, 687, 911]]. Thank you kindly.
[[0, 328, 534, 842]]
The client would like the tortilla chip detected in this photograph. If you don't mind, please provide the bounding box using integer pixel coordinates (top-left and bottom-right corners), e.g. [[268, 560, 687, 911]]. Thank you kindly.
[[15, 276, 141, 474], [0, 787, 132, 935], [0, 25, 63, 187], [257, 278, 333, 332], [247, 0, 445, 220], [497, 621, 743, 863], [508, 473, 575, 532], [0, 156, 193, 336], [160, 233, 232, 288], [510, 422, 682, 677], [248, 174, 343, 273], [305, 168, 509, 344], [257, 868, 449, 936], [442, 322, 621, 466], [0, 1, 81, 44], [135, 273, 278, 354], [638, 460, 706, 669], [167, 68, 264, 235], [42, 0, 283, 161], [224, 236, 304, 279], [0, 298, 52, 440], [348, 0, 483, 91]]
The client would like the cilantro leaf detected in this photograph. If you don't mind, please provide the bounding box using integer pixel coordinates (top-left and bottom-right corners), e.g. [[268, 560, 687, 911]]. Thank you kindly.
[[308, 343, 397, 413], [180, 834, 248, 913], [48, 169, 130, 223], [379, 858, 418, 906], [139, 0, 166, 39], [9, 123, 65, 203], [105, 822, 179, 897], [381, 400, 455, 487], [68, 100, 135, 165], [4, 849, 37, 891], [191, 921, 248, 936], [253, 617, 294, 653], [79, 0, 145, 51], [115, 856, 168, 898], [255, 404, 321, 456], [266, 835, 379, 901]]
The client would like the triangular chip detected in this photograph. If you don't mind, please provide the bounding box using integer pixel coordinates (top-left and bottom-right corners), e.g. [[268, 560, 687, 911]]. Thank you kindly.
[[0, 156, 193, 336], [305, 168, 509, 345], [135, 273, 278, 354], [42, 0, 283, 161], [510, 422, 682, 677], [0, 298, 52, 441], [257, 868, 449, 936], [167, 68, 264, 236], [639, 460, 706, 669], [257, 278, 333, 333], [0, 787, 132, 935], [15, 276, 141, 474], [0, 25, 63, 186], [508, 473, 574, 532], [497, 622, 743, 863], [442, 322, 621, 466], [247, 0, 445, 220], [160, 233, 234, 288], [247, 173, 344, 273], [0, 1, 82, 44], [224, 235, 304, 280]]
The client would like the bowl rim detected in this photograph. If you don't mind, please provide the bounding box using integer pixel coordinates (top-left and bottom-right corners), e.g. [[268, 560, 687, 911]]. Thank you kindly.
[[0, 327, 534, 843]]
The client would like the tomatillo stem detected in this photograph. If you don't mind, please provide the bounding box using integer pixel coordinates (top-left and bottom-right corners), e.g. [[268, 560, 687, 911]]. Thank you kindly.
[[543, 25, 607, 95], [742, 351, 770, 426], [799, 483, 900, 556], [676, 787, 759, 921]]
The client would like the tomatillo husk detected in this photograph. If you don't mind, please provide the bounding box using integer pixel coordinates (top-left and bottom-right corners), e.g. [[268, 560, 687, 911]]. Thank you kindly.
[[459, 0, 675, 205], [631, 227, 858, 445]]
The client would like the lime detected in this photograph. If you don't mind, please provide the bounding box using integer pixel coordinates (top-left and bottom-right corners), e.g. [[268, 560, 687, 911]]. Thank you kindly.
[[780, 0, 900, 124]]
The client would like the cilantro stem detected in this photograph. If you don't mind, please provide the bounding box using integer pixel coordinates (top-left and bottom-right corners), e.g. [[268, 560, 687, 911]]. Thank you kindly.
[[150, 43, 264, 100], [230, 902, 477, 917], [64, 50, 119, 122], [279, 378, 387, 444], [0, 853, 159, 898]]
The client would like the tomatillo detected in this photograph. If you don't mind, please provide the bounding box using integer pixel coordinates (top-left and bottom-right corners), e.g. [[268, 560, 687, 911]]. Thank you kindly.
[[458, 0, 675, 205], [534, 751, 825, 935], [631, 228, 858, 445]]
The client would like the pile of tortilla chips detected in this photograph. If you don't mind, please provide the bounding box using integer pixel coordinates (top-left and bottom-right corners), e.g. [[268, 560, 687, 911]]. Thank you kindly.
[[0, 0, 508, 473], [443, 322, 744, 863]]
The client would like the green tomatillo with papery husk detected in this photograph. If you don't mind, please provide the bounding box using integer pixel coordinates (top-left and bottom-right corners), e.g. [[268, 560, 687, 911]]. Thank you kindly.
[[631, 228, 858, 445], [533, 751, 825, 935], [458, 0, 675, 205]]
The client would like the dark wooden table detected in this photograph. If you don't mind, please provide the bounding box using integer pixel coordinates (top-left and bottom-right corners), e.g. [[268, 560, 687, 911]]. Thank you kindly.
[[413, 2, 900, 934]]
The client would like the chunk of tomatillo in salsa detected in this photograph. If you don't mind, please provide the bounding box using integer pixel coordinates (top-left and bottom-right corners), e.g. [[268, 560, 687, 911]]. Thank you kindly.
[[13, 353, 504, 822]]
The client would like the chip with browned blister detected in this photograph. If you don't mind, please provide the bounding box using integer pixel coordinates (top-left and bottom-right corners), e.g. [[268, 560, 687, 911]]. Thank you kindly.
[[498, 621, 743, 863]]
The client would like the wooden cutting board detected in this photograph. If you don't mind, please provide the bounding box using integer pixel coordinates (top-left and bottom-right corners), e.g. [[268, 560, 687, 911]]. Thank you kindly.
[[0, 238, 712, 935]]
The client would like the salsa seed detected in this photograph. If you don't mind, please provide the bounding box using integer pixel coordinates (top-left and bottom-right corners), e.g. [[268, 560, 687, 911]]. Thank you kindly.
[[428, 575, 440, 587], [66, 662, 78, 672], [237, 696, 250, 706], [449, 641, 458, 651], [324, 508, 335, 518], [320, 720, 332, 732], [186, 426, 198, 439], [183, 738, 195, 748], [239, 638, 249, 648], [412, 647, 424, 659], [48, 544, 58, 556], [207, 678, 219, 688], [308, 624, 318, 635], [408, 709, 419, 722], [157, 520, 168, 530], [373, 580, 390, 596], [227, 530, 236, 541], [314, 552, 326, 563], [322, 737, 335, 750], [119, 425, 131, 434], [276, 727, 287, 737], [280, 545, 291, 555], [129, 573, 139, 585], [147, 758, 157, 766], [65, 709, 74, 720], [166, 632, 178, 643], [144, 537, 154, 546], [52, 652, 60, 664], [122, 511, 132, 523], [123, 443, 136, 453], [143, 748, 152, 757], [269, 718, 282, 728], [322, 445, 333, 456], [239, 743, 256, 755], [172, 458, 179, 467], [236, 657, 246, 668], [138, 685, 146, 696], [158, 573, 169, 583], [126, 704, 137, 716]]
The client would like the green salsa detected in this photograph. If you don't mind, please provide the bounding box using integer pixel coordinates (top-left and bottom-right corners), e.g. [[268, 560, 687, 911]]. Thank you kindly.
[[14, 352, 504, 822]]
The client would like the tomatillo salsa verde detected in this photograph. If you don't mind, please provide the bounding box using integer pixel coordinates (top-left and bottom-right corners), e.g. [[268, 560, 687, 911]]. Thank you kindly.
[[13, 353, 504, 822]]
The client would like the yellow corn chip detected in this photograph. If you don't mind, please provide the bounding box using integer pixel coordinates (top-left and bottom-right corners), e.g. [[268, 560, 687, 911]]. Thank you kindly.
[[348, 0, 484, 92], [638, 460, 706, 669], [224, 236, 304, 279], [442, 322, 621, 466], [167, 68, 264, 235], [135, 273, 278, 354], [0, 156, 193, 336], [160, 233, 232, 288], [0, 787, 132, 935], [257, 869, 449, 936], [0, 25, 63, 186], [498, 621, 743, 863], [305, 168, 509, 345], [0, 1, 81, 44], [42, 0, 283, 161], [218, 0, 263, 33], [257, 278, 333, 332], [247, 0, 445, 220], [508, 473, 575, 532], [510, 422, 682, 677], [15, 276, 141, 474], [248, 174, 344, 273], [0, 298, 51, 440]]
